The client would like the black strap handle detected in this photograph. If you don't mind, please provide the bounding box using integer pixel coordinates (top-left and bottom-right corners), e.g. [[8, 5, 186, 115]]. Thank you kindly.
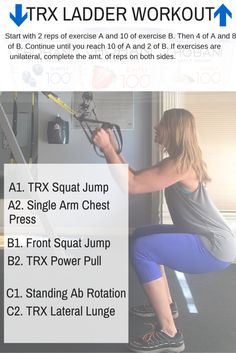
[[78, 117, 123, 158]]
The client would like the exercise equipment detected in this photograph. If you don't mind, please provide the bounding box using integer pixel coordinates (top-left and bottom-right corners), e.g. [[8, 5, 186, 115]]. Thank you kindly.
[[29, 92, 36, 163], [0, 101, 26, 164], [47, 116, 69, 144], [42, 92, 123, 157], [10, 93, 18, 163]]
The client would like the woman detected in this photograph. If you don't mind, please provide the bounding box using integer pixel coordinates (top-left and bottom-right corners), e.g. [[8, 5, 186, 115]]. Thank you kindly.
[[93, 108, 236, 353]]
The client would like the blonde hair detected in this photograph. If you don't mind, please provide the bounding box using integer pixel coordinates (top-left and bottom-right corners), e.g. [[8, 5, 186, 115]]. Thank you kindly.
[[160, 108, 211, 183]]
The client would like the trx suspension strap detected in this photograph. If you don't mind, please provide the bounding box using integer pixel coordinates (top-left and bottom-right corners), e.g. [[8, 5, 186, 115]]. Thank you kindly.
[[11, 92, 18, 163], [42, 92, 123, 158]]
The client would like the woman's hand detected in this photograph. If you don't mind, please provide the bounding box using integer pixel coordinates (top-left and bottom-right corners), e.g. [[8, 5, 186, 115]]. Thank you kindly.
[[106, 129, 120, 153], [93, 128, 113, 152]]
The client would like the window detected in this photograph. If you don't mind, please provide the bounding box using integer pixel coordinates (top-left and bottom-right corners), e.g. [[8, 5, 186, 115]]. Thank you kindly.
[[158, 92, 236, 224], [180, 92, 236, 212]]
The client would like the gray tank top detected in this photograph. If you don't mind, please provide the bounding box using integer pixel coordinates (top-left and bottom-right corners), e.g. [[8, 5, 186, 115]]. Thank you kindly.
[[164, 183, 236, 262]]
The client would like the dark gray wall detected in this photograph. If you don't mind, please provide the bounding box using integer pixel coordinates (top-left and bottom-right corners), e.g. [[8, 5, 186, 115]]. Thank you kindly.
[[0, 92, 155, 228], [38, 92, 153, 228]]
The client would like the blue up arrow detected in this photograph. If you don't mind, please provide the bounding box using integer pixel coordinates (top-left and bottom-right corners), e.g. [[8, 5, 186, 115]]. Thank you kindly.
[[214, 4, 232, 27], [10, 4, 28, 27]]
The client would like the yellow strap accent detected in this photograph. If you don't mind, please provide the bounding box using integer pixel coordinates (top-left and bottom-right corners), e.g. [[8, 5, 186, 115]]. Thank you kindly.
[[46, 93, 76, 116]]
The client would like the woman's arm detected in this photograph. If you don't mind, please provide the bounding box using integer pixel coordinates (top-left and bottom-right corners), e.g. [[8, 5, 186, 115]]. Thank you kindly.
[[108, 151, 137, 174], [100, 128, 137, 174], [93, 129, 185, 194]]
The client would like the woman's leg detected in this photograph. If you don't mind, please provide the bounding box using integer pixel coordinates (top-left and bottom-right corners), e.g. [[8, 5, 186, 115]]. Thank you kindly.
[[160, 265, 173, 304], [132, 225, 176, 307], [144, 277, 177, 336], [131, 232, 230, 334]]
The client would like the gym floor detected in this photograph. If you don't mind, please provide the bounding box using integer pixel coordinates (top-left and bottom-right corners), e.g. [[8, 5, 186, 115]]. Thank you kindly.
[[0, 250, 236, 353]]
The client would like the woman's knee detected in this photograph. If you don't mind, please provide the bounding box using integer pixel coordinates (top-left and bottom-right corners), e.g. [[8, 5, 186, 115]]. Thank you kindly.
[[132, 225, 149, 239], [130, 236, 148, 263], [130, 236, 163, 283]]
